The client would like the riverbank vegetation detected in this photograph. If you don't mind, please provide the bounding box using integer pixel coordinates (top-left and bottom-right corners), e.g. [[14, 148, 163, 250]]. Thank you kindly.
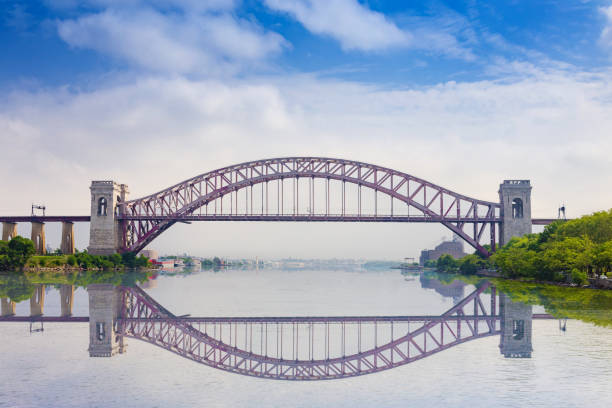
[[0, 236, 152, 273], [434, 210, 612, 286], [0, 236, 36, 271], [493, 210, 612, 284]]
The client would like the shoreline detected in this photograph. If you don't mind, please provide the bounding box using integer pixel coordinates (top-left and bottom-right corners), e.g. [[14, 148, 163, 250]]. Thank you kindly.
[[0, 266, 160, 274], [473, 269, 612, 290]]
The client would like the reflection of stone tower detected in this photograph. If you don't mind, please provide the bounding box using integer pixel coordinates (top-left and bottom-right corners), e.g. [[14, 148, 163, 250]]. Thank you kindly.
[[88, 284, 126, 357], [499, 180, 532, 246], [88, 181, 129, 255], [499, 293, 533, 358]]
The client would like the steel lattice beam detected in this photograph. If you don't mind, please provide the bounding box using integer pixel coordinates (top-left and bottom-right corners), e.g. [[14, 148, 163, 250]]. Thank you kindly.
[[121, 157, 502, 255]]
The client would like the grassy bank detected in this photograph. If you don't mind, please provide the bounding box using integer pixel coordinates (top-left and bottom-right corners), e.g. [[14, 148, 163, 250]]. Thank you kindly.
[[1, 236, 154, 273]]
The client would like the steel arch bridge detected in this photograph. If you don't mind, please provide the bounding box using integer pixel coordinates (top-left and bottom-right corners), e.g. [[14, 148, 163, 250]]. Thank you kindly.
[[119, 282, 501, 380], [121, 157, 501, 256]]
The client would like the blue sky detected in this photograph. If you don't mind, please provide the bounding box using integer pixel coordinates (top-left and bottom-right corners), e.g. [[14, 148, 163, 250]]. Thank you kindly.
[[2, 1, 612, 258], [2, 0, 612, 87]]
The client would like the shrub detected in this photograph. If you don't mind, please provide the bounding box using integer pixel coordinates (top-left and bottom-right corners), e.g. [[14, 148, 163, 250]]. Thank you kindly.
[[0, 236, 36, 271], [458, 255, 482, 275], [570, 268, 589, 286], [436, 254, 459, 272]]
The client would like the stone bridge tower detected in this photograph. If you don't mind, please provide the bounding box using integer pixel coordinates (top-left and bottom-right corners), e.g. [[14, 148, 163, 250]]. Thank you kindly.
[[499, 180, 532, 246], [88, 181, 128, 255], [499, 293, 533, 358]]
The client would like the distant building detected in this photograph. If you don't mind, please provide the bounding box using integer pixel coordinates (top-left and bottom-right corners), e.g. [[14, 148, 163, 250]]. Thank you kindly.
[[140, 249, 158, 260], [419, 236, 467, 265]]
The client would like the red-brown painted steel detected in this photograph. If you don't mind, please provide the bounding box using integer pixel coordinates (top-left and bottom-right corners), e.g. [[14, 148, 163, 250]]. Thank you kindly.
[[121, 157, 502, 255]]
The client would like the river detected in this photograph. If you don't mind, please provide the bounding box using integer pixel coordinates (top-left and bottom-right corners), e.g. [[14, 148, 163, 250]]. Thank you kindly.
[[1, 267, 611, 408]]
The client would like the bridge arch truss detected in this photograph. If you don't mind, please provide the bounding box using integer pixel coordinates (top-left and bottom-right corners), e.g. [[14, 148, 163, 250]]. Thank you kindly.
[[121, 157, 501, 255]]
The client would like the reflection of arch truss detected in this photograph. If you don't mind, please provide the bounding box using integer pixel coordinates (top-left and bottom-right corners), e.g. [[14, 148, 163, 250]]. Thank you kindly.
[[119, 283, 500, 380], [121, 158, 501, 255]]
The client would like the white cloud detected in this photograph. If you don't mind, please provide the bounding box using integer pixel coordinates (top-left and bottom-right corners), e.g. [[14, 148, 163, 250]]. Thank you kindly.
[[2, 69, 612, 258], [56, 3, 287, 75], [263, 0, 474, 59], [264, 0, 410, 51], [600, 5, 612, 49]]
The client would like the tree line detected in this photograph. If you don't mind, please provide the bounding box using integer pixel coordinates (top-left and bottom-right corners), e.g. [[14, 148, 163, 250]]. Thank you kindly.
[[0, 236, 151, 272], [434, 209, 612, 286]]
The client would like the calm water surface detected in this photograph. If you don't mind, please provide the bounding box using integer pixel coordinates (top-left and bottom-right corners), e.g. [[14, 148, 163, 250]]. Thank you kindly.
[[1, 268, 611, 408]]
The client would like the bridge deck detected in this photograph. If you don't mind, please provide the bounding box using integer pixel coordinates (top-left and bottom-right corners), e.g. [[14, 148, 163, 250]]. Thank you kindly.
[[0, 215, 559, 224], [0, 216, 91, 222], [0, 314, 555, 323]]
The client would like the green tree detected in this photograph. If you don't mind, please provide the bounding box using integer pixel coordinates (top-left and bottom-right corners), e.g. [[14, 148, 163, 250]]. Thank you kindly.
[[458, 254, 485, 275], [436, 254, 459, 272], [0, 236, 36, 271], [66, 255, 77, 266], [570, 268, 589, 286], [593, 241, 612, 275]]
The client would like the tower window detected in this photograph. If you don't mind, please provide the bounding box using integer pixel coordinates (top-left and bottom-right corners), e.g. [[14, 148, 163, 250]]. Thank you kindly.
[[512, 198, 523, 219], [512, 320, 525, 340], [96, 322, 106, 341], [98, 197, 108, 216]]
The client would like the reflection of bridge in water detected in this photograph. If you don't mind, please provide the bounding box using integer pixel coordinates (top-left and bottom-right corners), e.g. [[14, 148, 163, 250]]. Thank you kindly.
[[1, 281, 552, 380]]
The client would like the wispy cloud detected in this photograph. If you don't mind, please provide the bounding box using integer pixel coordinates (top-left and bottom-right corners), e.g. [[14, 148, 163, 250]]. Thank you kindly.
[[55, 2, 287, 75], [264, 0, 474, 59], [600, 4, 612, 50], [264, 0, 409, 51]]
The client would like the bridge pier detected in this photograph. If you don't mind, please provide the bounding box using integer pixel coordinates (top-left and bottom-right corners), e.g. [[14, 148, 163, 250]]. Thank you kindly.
[[60, 221, 75, 255], [499, 293, 533, 358], [88, 181, 129, 255], [499, 180, 532, 246], [87, 284, 126, 357], [30, 221, 46, 254], [1, 298, 16, 316], [59, 285, 74, 317], [2, 222, 17, 241], [29, 284, 45, 317]]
